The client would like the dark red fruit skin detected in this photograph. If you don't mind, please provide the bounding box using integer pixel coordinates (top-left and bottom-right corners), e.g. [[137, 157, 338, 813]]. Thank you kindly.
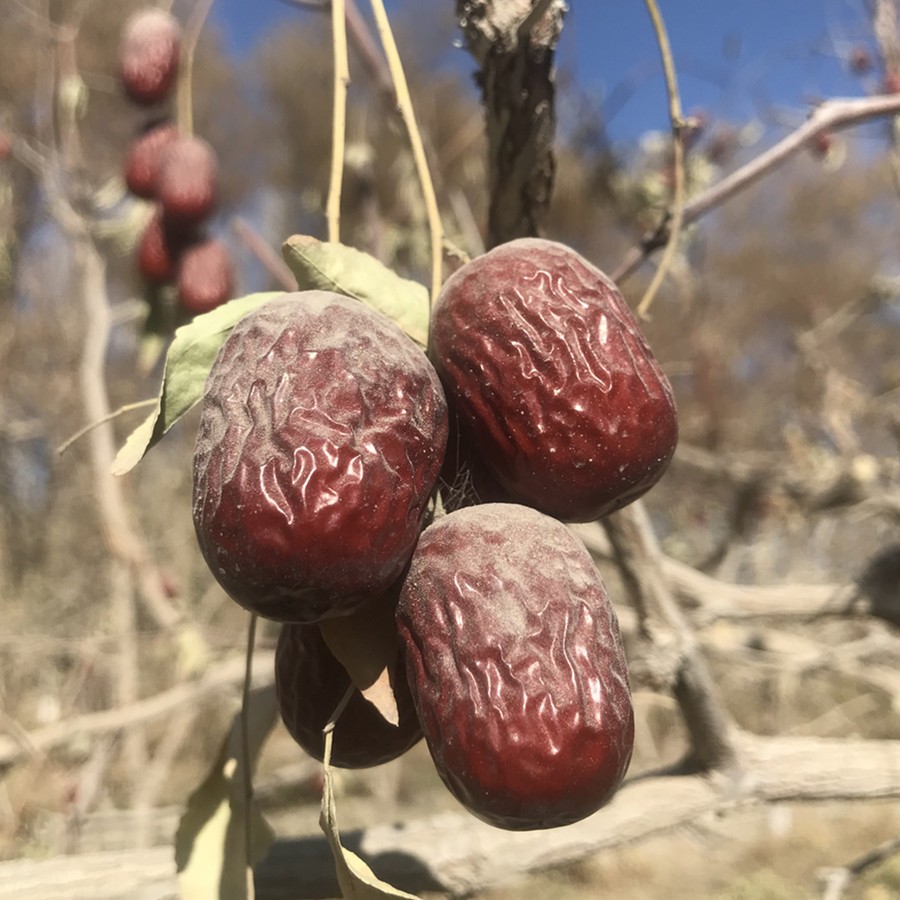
[[439, 410, 509, 512], [157, 136, 218, 227], [192, 291, 449, 624], [397, 503, 634, 830], [124, 120, 179, 199], [177, 238, 234, 315], [137, 207, 195, 284], [276, 621, 423, 768], [119, 9, 181, 106], [430, 238, 678, 522]]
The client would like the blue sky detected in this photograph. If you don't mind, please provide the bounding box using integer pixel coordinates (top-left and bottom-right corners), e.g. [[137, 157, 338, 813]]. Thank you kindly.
[[209, 1, 877, 143]]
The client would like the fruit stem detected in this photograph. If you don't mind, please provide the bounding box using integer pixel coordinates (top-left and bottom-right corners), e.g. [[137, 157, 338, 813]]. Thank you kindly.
[[178, 0, 215, 138], [369, 0, 444, 306], [241, 612, 259, 899], [327, 0, 350, 243]]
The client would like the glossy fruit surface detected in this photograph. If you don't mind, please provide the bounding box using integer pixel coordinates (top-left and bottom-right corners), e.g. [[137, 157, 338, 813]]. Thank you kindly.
[[397, 503, 634, 830], [119, 9, 181, 106], [177, 238, 234, 314], [192, 291, 448, 623], [430, 238, 677, 522], [157, 136, 218, 227], [124, 120, 179, 199], [276, 621, 422, 768]]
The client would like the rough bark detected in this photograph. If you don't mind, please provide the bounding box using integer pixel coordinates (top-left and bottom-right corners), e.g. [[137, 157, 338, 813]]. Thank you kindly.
[[456, 0, 566, 247]]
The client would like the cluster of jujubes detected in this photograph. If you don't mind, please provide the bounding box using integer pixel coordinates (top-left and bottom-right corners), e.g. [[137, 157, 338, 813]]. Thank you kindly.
[[119, 9, 233, 317], [192, 240, 678, 828]]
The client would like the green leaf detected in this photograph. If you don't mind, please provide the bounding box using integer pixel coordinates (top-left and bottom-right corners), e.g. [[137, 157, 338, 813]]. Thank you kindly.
[[282, 235, 429, 348], [176, 684, 278, 900], [320, 731, 420, 899], [112, 292, 283, 476]]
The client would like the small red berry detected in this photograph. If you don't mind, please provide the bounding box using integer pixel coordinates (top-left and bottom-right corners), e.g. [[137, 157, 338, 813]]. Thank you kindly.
[[119, 9, 182, 106], [176, 238, 235, 315], [157, 136, 219, 228], [124, 120, 179, 199]]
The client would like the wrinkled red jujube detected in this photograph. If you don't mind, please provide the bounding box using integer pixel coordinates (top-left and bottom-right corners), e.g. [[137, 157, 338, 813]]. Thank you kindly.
[[192, 291, 448, 623], [276, 621, 423, 768], [397, 503, 634, 830], [430, 238, 678, 522]]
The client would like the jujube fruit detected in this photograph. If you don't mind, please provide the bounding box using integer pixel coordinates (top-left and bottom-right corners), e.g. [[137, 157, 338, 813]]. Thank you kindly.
[[124, 120, 179, 199], [177, 238, 234, 314], [276, 620, 422, 768], [157, 135, 218, 228], [430, 238, 678, 522], [137, 207, 195, 285], [397, 503, 634, 830], [192, 291, 448, 623], [119, 8, 181, 106]]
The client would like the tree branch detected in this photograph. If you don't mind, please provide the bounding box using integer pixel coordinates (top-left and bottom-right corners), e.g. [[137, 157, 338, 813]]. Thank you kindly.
[[2, 733, 898, 898], [602, 503, 740, 771], [0, 653, 274, 770], [456, 0, 567, 246], [613, 92, 900, 283]]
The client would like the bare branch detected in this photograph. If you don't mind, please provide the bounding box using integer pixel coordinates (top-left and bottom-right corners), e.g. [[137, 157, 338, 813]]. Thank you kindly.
[[456, 0, 567, 246], [3, 733, 899, 898], [0, 653, 275, 770], [614, 92, 900, 283], [602, 503, 740, 771]]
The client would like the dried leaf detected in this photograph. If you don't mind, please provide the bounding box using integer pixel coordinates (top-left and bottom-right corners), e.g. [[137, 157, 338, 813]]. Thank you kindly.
[[319, 598, 401, 726], [282, 235, 429, 348], [112, 292, 282, 475], [320, 731, 420, 900], [176, 685, 278, 900]]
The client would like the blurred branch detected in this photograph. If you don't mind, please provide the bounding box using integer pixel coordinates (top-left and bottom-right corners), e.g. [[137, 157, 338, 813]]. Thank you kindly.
[[636, 0, 685, 319], [614, 92, 900, 284], [178, 0, 216, 137], [5, 733, 900, 897], [602, 502, 740, 772], [818, 836, 900, 900], [570, 522, 848, 622], [231, 217, 298, 290], [0, 652, 275, 770]]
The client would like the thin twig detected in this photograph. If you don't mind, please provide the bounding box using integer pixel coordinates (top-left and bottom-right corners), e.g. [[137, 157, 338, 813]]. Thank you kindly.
[[327, 0, 350, 243], [636, 0, 685, 319], [231, 216, 298, 290], [56, 399, 157, 457], [178, 0, 216, 137], [242, 613, 258, 900], [369, 0, 443, 304], [0, 652, 275, 769], [613, 92, 900, 284]]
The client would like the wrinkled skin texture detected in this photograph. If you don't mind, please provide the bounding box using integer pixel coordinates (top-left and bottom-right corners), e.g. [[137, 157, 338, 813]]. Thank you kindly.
[[124, 120, 179, 199], [397, 503, 634, 830], [276, 621, 422, 768], [192, 291, 448, 623], [158, 136, 218, 228], [431, 238, 678, 522], [177, 238, 234, 314], [119, 9, 181, 106]]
